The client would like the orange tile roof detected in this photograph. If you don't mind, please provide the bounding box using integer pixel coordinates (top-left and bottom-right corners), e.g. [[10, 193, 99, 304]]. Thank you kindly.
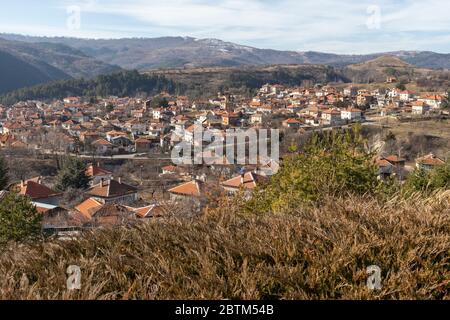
[[416, 154, 445, 167], [125, 204, 166, 218], [168, 180, 204, 197], [92, 138, 113, 146], [222, 172, 268, 190], [75, 198, 103, 219]]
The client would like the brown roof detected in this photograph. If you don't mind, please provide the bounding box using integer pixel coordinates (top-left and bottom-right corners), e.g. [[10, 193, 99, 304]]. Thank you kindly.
[[125, 204, 166, 218], [416, 154, 445, 167], [384, 155, 406, 163], [284, 118, 302, 124], [75, 198, 103, 219], [222, 172, 268, 190], [92, 138, 113, 146], [85, 164, 112, 177], [168, 180, 205, 197], [86, 179, 138, 199], [376, 159, 393, 168], [15, 179, 61, 200]]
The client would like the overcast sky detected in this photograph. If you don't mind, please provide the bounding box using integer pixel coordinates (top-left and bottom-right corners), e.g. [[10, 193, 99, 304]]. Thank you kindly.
[[1, 0, 450, 54]]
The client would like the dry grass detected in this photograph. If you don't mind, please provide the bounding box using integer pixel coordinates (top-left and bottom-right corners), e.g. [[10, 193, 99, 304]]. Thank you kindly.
[[0, 191, 449, 300]]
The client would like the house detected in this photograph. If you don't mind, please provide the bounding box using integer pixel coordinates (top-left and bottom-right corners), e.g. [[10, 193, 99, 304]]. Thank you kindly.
[[416, 154, 445, 171], [376, 155, 406, 180], [85, 178, 139, 204], [92, 138, 114, 154], [221, 171, 268, 194], [418, 94, 443, 109], [386, 76, 397, 84], [341, 108, 363, 121], [399, 91, 413, 102], [125, 204, 167, 219], [85, 163, 113, 186], [222, 112, 241, 127], [250, 113, 263, 125], [110, 135, 133, 152], [14, 177, 62, 206], [135, 137, 152, 153], [343, 86, 358, 97], [62, 120, 79, 130], [167, 179, 209, 207], [321, 109, 342, 126], [83, 204, 138, 228], [3, 122, 25, 135], [357, 94, 374, 107], [39, 205, 83, 236], [161, 165, 178, 175], [135, 137, 160, 153], [64, 97, 80, 105], [75, 197, 104, 222], [282, 118, 303, 129], [412, 102, 431, 115]]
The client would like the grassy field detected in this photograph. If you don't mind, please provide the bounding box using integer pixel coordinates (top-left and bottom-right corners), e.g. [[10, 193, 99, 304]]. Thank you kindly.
[[388, 119, 450, 140]]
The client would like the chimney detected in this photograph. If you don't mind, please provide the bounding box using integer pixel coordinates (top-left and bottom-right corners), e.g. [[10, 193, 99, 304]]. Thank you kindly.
[[21, 180, 25, 188], [97, 162, 100, 167], [100, 178, 104, 187], [118, 177, 122, 184], [241, 172, 245, 185]]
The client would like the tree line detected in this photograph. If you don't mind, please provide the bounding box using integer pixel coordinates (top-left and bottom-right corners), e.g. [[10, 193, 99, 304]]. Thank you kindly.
[[0, 70, 188, 105]]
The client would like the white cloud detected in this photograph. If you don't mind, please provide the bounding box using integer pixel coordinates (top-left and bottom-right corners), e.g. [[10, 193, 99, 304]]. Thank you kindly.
[[8, 0, 450, 53]]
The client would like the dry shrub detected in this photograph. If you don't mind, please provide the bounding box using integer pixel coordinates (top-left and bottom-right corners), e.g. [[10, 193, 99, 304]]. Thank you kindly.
[[0, 191, 449, 300]]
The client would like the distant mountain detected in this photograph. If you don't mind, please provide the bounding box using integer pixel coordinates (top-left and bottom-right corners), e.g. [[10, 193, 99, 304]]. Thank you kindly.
[[2, 34, 450, 71], [0, 37, 122, 94]]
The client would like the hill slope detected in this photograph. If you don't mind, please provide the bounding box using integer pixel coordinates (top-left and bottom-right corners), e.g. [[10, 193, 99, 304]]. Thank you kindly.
[[0, 70, 182, 105], [2, 34, 450, 70], [0, 37, 122, 94], [0, 49, 69, 95]]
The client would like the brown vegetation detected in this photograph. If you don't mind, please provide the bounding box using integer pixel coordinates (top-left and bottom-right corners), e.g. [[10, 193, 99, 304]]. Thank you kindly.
[[0, 191, 449, 300]]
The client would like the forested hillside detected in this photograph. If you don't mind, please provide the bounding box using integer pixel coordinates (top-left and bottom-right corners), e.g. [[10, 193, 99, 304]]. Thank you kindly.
[[0, 71, 183, 105]]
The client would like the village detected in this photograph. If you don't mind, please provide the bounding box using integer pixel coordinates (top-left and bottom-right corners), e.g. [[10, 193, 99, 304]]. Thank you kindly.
[[0, 80, 448, 236]]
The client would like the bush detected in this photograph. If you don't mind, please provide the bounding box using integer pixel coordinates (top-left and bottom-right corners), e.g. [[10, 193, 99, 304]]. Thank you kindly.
[[404, 160, 450, 194], [0, 191, 449, 299], [247, 126, 385, 213]]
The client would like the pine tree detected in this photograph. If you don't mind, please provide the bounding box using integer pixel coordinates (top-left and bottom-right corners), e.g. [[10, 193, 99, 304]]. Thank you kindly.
[[0, 192, 42, 245], [0, 156, 9, 190], [55, 158, 90, 192]]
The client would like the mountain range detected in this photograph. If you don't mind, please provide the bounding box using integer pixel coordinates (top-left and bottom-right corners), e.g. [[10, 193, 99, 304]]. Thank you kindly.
[[1, 33, 450, 95]]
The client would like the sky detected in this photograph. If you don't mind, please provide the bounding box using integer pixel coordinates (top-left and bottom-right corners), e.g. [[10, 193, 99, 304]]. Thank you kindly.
[[1, 0, 450, 54]]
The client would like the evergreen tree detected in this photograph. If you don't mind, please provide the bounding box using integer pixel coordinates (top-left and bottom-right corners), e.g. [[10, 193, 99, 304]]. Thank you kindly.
[[0, 156, 9, 190], [0, 192, 42, 245], [404, 159, 450, 194], [441, 91, 450, 110], [55, 158, 90, 191]]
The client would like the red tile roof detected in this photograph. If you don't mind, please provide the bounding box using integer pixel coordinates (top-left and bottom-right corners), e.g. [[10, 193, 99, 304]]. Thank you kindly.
[[16, 179, 61, 200], [168, 180, 205, 197], [75, 198, 103, 219], [85, 164, 112, 177], [222, 172, 268, 190]]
